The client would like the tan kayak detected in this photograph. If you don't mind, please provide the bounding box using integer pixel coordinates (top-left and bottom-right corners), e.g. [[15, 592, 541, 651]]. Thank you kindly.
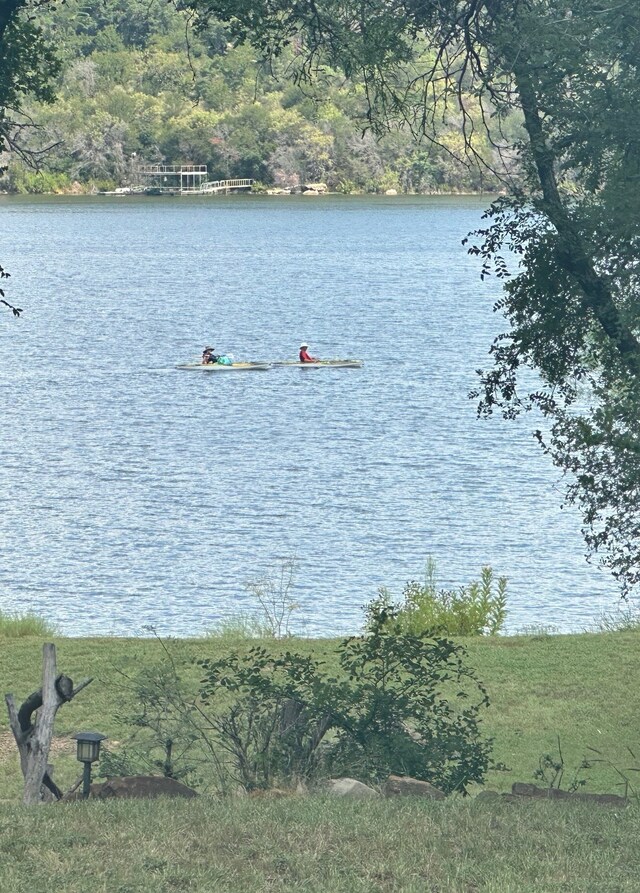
[[273, 359, 363, 368], [177, 362, 271, 371]]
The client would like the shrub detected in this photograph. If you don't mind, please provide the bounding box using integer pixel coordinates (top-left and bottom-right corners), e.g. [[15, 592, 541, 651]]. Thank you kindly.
[[0, 610, 58, 637], [198, 648, 336, 790], [197, 598, 492, 794], [326, 599, 493, 792], [97, 648, 203, 788], [204, 557, 300, 640], [378, 558, 508, 637], [242, 556, 299, 638]]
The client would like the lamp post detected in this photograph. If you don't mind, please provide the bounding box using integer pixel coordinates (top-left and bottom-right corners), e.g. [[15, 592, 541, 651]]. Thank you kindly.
[[72, 732, 107, 799]]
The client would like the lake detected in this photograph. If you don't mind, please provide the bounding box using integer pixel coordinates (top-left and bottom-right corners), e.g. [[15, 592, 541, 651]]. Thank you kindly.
[[0, 193, 622, 636]]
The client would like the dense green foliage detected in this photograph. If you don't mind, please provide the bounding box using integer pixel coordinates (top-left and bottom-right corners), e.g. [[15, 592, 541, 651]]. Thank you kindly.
[[1, 0, 510, 193], [197, 601, 492, 793], [0, 1, 60, 129], [0, 0, 61, 312], [374, 561, 508, 637], [2, 629, 640, 802]]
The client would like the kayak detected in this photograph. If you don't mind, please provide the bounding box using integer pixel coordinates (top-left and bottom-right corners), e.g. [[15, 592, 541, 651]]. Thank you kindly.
[[177, 362, 271, 371], [273, 359, 363, 368]]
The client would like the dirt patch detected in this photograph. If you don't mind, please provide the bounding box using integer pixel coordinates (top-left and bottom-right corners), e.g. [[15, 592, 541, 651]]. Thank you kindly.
[[0, 731, 75, 763]]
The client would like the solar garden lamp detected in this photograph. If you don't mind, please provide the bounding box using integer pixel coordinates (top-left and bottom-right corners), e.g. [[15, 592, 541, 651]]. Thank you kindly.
[[72, 732, 107, 799]]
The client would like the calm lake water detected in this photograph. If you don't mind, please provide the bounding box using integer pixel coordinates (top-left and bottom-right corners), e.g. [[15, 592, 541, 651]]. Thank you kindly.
[[0, 194, 622, 636]]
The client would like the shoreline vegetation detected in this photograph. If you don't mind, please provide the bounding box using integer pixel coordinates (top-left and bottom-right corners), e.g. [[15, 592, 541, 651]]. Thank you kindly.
[[1, 0, 520, 198], [0, 184, 504, 197], [2, 572, 638, 890]]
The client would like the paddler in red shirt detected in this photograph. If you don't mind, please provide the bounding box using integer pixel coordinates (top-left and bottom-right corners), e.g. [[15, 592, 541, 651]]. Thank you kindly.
[[299, 342, 319, 363]]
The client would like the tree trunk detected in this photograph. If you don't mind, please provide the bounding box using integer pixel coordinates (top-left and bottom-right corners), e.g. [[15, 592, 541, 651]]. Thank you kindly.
[[0, 0, 27, 44], [4, 643, 93, 805], [515, 62, 640, 368]]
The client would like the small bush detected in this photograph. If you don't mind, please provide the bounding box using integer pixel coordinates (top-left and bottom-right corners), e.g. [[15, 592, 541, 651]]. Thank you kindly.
[[377, 558, 507, 637], [533, 736, 587, 793], [198, 648, 335, 790], [243, 556, 299, 638], [204, 613, 274, 640], [0, 610, 58, 638], [325, 600, 493, 791], [204, 558, 300, 640], [197, 598, 492, 794], [97, 648, 203, 788]]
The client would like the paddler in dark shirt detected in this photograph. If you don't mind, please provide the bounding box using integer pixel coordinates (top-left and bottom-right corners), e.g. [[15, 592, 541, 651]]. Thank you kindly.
[[299, 342, 319, 363], [202, 346, 221, 364]]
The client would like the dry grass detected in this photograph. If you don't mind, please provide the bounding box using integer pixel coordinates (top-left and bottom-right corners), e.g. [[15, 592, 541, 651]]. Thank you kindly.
[[0, 795, 638, 892]]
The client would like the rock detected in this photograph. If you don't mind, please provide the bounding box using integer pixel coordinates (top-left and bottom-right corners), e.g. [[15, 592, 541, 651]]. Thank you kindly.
[[384, 188, 398, 195], [325, 778, 380, 798], [474, 790, 502, 802], [512, 782, 545, 798], [577, 791, 627, 806], [303, 182, 327, 193], [511, 782, 626, 806], [84, 775, 197, 800], [383, 774, 446, 800]]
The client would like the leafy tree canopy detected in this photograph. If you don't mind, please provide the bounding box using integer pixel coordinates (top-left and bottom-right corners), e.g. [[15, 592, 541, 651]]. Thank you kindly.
[[2, 0, 509, 194], [0, 0, 62, 314], [0, 0, 60, 152]]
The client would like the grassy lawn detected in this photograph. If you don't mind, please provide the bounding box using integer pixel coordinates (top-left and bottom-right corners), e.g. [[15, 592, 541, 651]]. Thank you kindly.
[[2, 629, 639, 799], [1, 631, 639, 891], [0, 795, 638, 893]]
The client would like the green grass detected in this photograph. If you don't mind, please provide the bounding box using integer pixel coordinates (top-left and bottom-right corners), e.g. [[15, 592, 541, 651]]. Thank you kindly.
[[2, 631, 639, 891], [0, 796, 638, 892], [1, 630, 639, 801], [0, 610, 58, 637]]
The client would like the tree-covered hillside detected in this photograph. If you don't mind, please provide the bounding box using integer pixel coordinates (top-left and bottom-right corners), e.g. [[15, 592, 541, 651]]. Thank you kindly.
[[1, 0, 514, 193]]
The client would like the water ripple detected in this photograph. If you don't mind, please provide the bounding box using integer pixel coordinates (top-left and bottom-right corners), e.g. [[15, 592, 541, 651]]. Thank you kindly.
[[0, 194, 620, 635]]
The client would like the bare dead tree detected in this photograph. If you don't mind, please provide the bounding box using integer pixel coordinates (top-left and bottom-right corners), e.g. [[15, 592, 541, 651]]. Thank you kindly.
[[5, 642, 93, 805]]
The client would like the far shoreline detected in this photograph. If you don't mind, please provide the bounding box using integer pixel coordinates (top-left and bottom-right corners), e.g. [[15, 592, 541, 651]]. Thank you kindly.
[[0, 188, 504, 199]]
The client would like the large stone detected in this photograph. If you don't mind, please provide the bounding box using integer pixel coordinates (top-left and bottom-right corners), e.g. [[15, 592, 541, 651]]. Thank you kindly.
[[474, 790, 501, 803], [325, 778, 379, 798], [511, 782, 626, 806], [74, 775, 198, 801], [383, 774, 446, 800]]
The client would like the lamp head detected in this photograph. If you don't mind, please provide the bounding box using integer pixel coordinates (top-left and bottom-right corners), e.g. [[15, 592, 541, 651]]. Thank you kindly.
[[72, 731, 107, 763]]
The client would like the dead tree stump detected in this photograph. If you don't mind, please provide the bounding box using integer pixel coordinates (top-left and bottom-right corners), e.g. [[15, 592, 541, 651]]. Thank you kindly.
[[5, 642, 93, 805]]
